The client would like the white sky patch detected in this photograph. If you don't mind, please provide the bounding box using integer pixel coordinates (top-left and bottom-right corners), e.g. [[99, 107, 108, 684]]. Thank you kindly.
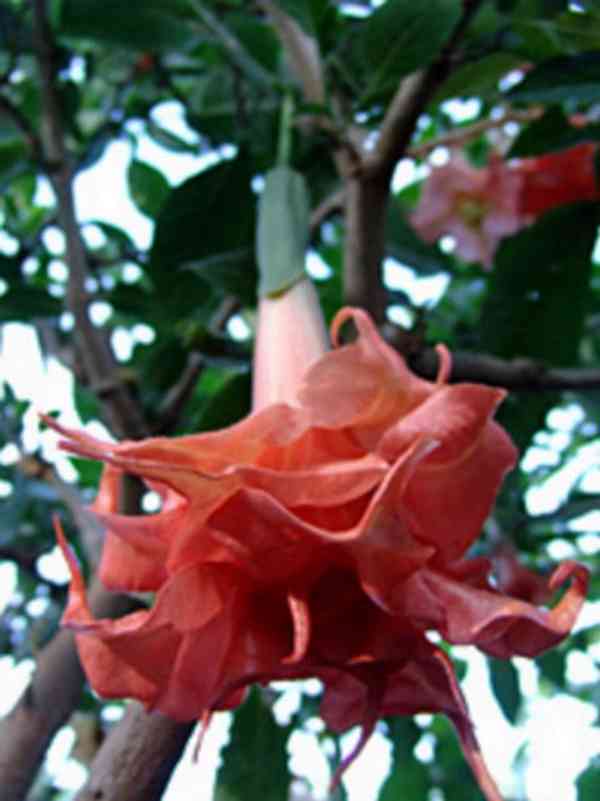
[[387, 304, 414, 328], [0, 657, 35, 715], [384, 259, 449, 306], [73, 140, 153, 249], [226, 314, 251, 342], [163, 714, 232, 801], [441, 98, 482, 123], [523, 695, 600, 801], [391, 158, 427, 193]]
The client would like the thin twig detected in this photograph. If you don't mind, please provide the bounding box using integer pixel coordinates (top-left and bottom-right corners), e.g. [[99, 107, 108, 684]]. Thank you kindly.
[[407, 107, 543, 159], [257, 0, 325, 103], [309, 188, 345, 238], [190, 0, 275, 87], [31, 0, 148, 440]]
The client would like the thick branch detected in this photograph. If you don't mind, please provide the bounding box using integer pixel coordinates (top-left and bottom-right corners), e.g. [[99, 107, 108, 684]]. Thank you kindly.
[[340, 0, 486, 322], [31, 0, 147, 440], [0, 581, 142, 801], [409, 347, 600, 392], [74, 704, 194, 801], [342, 175, 389, 321]]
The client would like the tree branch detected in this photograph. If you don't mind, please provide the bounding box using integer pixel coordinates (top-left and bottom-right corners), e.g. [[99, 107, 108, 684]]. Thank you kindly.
[[190, 0, 275, 88], [406, 107, 543, 159], [0, 580, 142, 801], [409, 347, 600, 392], [31, 0, 148, 441], [366, 0, 486, 182], [257, 0, 325, 104], [73, 704, 195, 801]]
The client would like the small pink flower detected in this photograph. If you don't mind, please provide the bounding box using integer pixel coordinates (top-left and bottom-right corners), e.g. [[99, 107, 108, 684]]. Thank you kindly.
[[411, 153, 525, 268]]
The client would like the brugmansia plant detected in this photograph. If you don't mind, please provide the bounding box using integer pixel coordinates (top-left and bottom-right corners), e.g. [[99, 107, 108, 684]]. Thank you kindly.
[[49, 165, 588, 801], [0, 3, 599, 801]]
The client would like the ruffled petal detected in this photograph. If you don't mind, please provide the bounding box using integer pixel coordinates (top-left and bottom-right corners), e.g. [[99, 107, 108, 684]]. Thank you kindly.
[[398, 563, 589, 658], [299, 308, 434, 441], [205, 438, 436, 599], [404, 421, 517, 562]]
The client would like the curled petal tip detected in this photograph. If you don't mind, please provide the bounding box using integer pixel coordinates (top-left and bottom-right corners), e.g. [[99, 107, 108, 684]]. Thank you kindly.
[[434, 344, 452, 385]]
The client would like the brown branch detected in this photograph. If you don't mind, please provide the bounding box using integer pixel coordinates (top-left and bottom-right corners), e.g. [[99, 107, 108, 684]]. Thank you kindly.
[[73, 704, 195, 801], [409, 347, 600, 392], [0, 94, 44, 162], [309, 188, 345, 239], [406, 107, 543, 159], [365, 0, 487, 183], [31, 0, 148, 441], [257, 0, 325, 104], [154, 351, 206, 435], [339, 0, 487, 323], [0, 580, 143, 801]]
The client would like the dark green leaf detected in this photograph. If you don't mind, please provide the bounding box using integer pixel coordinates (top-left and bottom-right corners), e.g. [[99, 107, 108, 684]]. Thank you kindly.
[[361, 0, 461, 96], [508, 51, 600, 104], [480, 202, 598, 449], [277, 0, 331, 37], [536, 648, 566, 688], [508, 106, 600, 157], [192, 369, 251, 432], [380, 719, 429, 801], [488, 657, 521, 724], [436, 52, 522, 102], [481, 203, 597, 365], [0, 286, 62, 321], [215, 688, 291, 801], [576, 759, 600, 801], [149, 155, 256, 294], [184, 247, 257, 305], [127, 159, 170, 219], [59, 0, 195, 52]]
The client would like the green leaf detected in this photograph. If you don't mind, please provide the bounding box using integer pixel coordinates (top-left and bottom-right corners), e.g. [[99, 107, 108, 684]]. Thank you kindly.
[[577, 759, 600, 801], [59, 0, 195, 52], [508, 105, 600, 157], [215, 688, 291, 801], [0, 286, 62, 321], [380, 719, 429, 801], [192, 369, 251, 432], [257, 166, 310, 297], [127, 159, 170, 219], [479, 202, 598, 449], [436, 52, 522, 102], [488, 657, 521, 724], [149, 155, 256, 294], [508, 51, 600, 104], [277, 0, 331, 37], [481, 203, 597, 364], [536, 648, 566, 688], [361, 0, 461, 96]]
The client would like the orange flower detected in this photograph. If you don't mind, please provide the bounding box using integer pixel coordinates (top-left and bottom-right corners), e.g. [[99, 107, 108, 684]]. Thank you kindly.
[[50, 280, 587, 801], [517, 143, 600, 218]]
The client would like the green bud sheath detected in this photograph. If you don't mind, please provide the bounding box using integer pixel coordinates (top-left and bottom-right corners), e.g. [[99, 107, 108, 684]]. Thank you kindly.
[[256, 165, 310, 298]]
